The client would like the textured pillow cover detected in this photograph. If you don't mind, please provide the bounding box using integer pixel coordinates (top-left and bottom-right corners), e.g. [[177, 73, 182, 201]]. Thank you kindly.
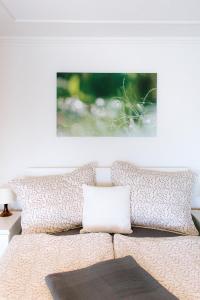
[[10, 164, 96, 234], [81, 185, 132, 234], [111, 161, 198, 235]]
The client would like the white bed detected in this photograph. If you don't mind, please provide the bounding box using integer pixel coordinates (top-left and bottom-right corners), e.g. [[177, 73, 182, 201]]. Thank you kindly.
[[0, 166, 200, 300]]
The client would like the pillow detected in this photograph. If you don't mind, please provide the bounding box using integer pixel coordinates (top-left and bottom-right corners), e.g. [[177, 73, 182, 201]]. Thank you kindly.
[[10, 163, 96, 234], [81, 185, 132, 234], [111, 161, 198, 235]]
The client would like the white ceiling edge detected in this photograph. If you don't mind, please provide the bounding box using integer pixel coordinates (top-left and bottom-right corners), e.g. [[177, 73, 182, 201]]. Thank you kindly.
[[2, 0, 200, 22], [0, 23, 200, 37], [0, 1, 200, 37], [1, 36, 200, 45], [0, 1, 13, 21], [13, 20, 200, 24]]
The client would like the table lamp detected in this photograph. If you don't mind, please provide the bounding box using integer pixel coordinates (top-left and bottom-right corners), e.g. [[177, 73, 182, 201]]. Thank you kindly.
[[0, 188, 15, 217]]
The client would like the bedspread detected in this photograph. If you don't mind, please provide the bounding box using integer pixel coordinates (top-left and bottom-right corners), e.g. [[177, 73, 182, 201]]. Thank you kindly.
[[114, 234, 200, 300], [0, 233, 113, 300]]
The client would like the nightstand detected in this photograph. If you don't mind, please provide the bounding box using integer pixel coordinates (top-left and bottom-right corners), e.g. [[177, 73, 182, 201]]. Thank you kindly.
[[0, 211, 21, 257], [192, 210, 200, 235]]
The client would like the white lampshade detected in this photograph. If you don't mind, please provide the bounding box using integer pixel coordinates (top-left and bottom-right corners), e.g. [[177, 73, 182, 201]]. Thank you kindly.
[[0, 188, 15, 205]]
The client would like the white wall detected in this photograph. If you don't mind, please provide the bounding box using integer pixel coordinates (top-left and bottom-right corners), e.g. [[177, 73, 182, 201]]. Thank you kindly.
[[0, 38, 200, 188]]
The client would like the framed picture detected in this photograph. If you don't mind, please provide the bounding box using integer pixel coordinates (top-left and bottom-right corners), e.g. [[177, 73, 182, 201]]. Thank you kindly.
[[57, 73, 157, 137]]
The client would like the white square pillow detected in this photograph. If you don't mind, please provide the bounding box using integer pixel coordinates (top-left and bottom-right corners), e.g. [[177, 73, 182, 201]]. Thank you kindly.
[[111, 161, 198, 236], [81, 185, 132, 234]]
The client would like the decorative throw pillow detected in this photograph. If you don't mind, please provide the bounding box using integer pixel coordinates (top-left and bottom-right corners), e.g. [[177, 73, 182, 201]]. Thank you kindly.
[[111, 161, 198, 235], [81, 185, 132, 234], [10, 164, 96, 234]]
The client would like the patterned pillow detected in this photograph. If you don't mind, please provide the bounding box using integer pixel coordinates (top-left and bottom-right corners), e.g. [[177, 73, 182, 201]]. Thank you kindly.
[[10, 164, 96, 234], [111, 161, 198, 235]]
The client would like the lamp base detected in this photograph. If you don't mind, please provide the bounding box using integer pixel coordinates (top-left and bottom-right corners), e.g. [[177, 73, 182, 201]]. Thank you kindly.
[[0, 204, 12, 217]]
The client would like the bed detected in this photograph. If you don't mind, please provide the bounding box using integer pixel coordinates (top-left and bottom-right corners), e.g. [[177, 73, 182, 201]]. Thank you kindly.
[[0, 165, 199, 300]]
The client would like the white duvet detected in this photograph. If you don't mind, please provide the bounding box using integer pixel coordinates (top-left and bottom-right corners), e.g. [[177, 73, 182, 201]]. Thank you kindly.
[[0, 233, 113, 300], [0, 233, 200, 300], [114, 234, 200, 300]]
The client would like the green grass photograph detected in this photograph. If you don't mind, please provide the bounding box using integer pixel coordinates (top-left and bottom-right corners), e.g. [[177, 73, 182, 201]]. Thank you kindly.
[[57, 73, 157, 137]]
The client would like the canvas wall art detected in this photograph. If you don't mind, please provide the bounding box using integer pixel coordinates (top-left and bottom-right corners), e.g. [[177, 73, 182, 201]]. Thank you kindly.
[[57, 73, 157, 137]]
